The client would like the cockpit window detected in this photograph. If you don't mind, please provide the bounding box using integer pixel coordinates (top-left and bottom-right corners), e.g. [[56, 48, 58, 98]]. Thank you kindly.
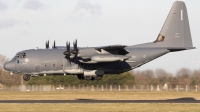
[[11, 52, 26, 61]]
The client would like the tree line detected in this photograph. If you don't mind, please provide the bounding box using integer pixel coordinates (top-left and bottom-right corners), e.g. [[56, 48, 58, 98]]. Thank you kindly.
[[0, 54, 200, 86]]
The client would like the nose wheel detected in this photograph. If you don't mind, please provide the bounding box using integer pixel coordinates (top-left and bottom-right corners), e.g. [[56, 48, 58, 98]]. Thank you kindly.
[[23, 74, 31, 81]]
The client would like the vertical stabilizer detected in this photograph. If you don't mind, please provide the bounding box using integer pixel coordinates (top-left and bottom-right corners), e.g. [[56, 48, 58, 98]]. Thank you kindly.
[[154, 1, 193, 48]]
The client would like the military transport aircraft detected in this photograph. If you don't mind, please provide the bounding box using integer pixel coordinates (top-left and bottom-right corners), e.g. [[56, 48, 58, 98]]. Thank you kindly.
[[4, 1, 195, 81]]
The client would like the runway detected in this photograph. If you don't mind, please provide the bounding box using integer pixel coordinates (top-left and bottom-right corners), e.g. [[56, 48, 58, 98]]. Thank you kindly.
[[0, 97, 200, 103]]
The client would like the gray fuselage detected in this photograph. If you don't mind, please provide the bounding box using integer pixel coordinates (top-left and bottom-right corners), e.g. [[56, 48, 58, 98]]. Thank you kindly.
[[4, 46, 169, 76]]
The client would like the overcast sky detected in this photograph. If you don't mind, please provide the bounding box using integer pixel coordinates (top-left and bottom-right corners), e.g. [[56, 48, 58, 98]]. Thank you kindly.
[[0, 0, 199, 74]]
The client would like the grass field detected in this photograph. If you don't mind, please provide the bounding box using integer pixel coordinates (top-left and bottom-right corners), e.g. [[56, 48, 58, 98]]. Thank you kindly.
[[1, 104, 200, 112], [0, 91, 200, 100], [1, 91, 200, 112]]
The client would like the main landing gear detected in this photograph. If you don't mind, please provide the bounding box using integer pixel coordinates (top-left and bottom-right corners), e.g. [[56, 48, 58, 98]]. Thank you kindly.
[[77, 75, 103, 80], [23, 74, 31, 81]]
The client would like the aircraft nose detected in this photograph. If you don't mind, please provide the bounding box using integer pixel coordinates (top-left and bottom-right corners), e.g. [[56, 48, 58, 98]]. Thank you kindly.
[[4, 61, 15, 71]]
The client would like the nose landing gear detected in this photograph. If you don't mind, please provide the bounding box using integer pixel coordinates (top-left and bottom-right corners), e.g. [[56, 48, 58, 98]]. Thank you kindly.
[[23, 74, 31, 81]]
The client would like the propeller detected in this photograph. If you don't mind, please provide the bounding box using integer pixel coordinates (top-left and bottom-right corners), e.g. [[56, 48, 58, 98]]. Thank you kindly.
[[45, 40, 49, 49], [63, 39, 80, 67], [63, 41, 71, 65], [52, 40, 57, 49], [71, 39, 80, 68]]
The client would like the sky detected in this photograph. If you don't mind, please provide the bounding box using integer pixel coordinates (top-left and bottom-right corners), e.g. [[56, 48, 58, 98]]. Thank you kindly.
[[0, 0, 199, 74]]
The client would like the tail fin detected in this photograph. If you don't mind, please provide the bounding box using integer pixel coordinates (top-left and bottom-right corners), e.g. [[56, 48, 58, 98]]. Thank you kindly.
[[154, 1, 193, 49]]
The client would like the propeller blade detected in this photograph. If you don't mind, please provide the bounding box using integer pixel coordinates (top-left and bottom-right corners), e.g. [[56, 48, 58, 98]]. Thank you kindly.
[[63, 41, 68, 55], [48, 40, 49, 48], [46, 40, 49, 49], [63, 41, 72, 66], [63, 41, 71, 56], [71, 39, 78, 54], [68, 42, 70, 54], [75, 39, 77, 49], [52, 40, 56, 48]]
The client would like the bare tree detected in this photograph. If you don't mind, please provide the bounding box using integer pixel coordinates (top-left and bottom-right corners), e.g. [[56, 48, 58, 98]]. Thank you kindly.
[[176, 68, 191, 85], [155, 68, 172, 85], [134, 70, 159, 85], [190, 69, 200, 85], [176, 68, 191, 78], [0, 54, 8, 67], [0, 54, 20, 85]]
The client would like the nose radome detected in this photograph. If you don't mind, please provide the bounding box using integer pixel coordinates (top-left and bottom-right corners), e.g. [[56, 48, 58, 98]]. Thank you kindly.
[[4, 61, 15, 71]]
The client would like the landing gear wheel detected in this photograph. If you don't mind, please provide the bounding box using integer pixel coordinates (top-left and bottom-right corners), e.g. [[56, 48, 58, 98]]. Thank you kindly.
[[84, 76, 93, 80], [94, 75, 103, 80], [77, 75, 84, 80], [23, 74, 31, 81]]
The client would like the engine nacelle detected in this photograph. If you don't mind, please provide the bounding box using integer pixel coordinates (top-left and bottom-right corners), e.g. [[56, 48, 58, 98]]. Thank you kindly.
[[91, 54, 129, 62], [79, 54, 130, 64], [83, 70, 104, 80]]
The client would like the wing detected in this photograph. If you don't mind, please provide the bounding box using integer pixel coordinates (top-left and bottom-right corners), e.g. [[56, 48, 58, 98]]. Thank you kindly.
[[95, 44, 129, 55], [95, 44, 127, 50]]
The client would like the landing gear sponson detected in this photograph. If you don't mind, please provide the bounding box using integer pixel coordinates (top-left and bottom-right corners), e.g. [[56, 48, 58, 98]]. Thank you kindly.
[[22, 74, 103, 81]]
